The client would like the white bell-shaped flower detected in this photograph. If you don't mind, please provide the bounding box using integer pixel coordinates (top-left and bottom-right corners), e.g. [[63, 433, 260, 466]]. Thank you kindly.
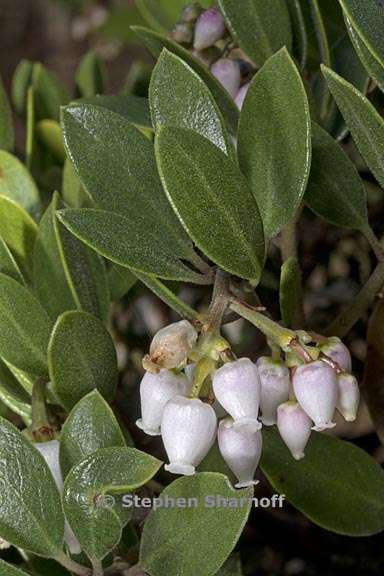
[[293, 360, 338, 431], [210, 59, 241, 98], [212, 358, 261, 433], [337, 373, 360, 422], [136, 370, 190, 436], [235, 82, 250, 110], [320, 337, 352, 372], [149, 320, 198, 369], [193, 7, 226, 50], [35, 440, 81, 555], [162, 396, 217, 475], [277, 402, 312, 460], [257, 357, 290, 426], [218, 417, 262, 488]]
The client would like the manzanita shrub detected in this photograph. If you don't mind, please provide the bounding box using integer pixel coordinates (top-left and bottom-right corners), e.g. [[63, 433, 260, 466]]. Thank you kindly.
[[1, 0, 384, 574]]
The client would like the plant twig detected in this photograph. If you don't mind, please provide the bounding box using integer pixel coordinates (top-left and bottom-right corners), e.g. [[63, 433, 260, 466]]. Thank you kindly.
[[92, 558, 104, 576], [204, 269, 230, 332], [31, 377, 54, 441]]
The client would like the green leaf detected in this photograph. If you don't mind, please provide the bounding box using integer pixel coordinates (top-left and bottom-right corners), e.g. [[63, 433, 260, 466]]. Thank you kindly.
[[11, 59, 33, 116], [305, 122, 368, 231], [75, 50, 106, 98], [0, 75, 15, 151], [132, 26, 239, 134], [338, 0, 384, 74], [108, 264, 137, 301], [62, 158, 92, 209], [322, 65, 384, 190], [309, 0, 331, 118], [32, 63, 70, 121], [238, 48, 311, 239], [0, 417, 64, 556], [48, 310, 118, 410], [0, 236, 24, 284], [218, 0, 292, 67], [136, 0, 213, 33], [149, 49, 233, 157], [34, 193, 109, 323], [140, 473, 253, 576], [286, 0, 307, 69], [0, 358, 31, 421], [155, 126, 265, 282], [63, 447, 162, 560], [35, 120, 65, 163], [61, 103, 206, 282], [0, 195, 38, 280], [60, 390, 126, 478], [0, 150, 41, 218], [261, 427, 384, 536], [345, 16, 384, 94], [0, 273, 53, 376], [279, 257, 302, 328], [79, 94, 152, 130], [0, 559, 33, 576]]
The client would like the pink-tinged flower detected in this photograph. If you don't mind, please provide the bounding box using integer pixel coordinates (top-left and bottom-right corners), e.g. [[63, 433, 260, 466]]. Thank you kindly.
[[162, 396, 217, 475], [210, 59, 241, 98], [193, 8, 226, 50], [235, 82, 250, 109], [320, 337, 352, 372], [149, 320, 198, 369], [35, 440, 81, 555], [257, 357, 290, 426], [277, 401, 312, 460], [218, 417, 262, 488], [293, 360, 338, 431], [136, 370, 190, 436], [337, 373, 360, 422], [213, 358, 261, 433]]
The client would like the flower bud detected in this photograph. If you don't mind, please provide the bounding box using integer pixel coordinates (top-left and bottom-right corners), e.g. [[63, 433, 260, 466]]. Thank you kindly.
[[337, 373, 360, 422], [277, 401, 312, 460], [35, 440, 81, 555], [162, 396, 217, 475], [210, 59, 241, 98], [171, 22, 194, 44], [293, 360, 338, 431], [256, 357, 290, 426], [148, 320, 198, 370], [320, 337, 352, 372], [212, 358, 261, 433], [193, 8, 226, 50], [234, 82, 250, 110], [218, 418, 262, 488], [136, 370, 190, 436]]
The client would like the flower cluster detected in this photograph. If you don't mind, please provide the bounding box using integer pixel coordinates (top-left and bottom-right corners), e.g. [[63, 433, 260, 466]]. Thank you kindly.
[[170, 3, 253, 109], [136, 321, 360, 488]]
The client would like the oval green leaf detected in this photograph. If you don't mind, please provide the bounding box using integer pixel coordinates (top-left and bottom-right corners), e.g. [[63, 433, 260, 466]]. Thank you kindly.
[[345, 16, 384, 94], [0, 417, 64, 556], [75, 50, 106, 98], [63, 447, 162, 560], [218, 0, 292, 67], [322, 65, 384, 190], [140, 472, 253, 576], [11, 59, 33, 116], [35, 120, 65, 163], [261, 427, 384, 536], [0, 359, 31, 421], [0, 151, 40, 217], [0, 273, 53, 376], [155, 126, 265, 282], [286, 0, 307, 69], [32, 63, 70, 121], [60, 390, 126, 477], [238, 48, 311, 239], [150, 49, 233, 157], [0, 236, 24, 284], [48, 310, 118, 410], [80, 94, 152, 130]]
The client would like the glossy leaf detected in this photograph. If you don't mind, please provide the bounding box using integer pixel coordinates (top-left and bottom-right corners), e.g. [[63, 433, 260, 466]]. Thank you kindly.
[[155, 126, 265, 282], [218, 0, 292, 67], [0, 236, 24, 284], [76, 50, 106, 97], [0, 560, 31, 576], [34, 193, 109, 322], [345, 16, 384, 94], [132, 26, 239, 134], [60, 390, 126, 477], [0, 195, 37, 280], [35, 120, 65, 163], [140, 473, 253, 576], [305, 122, 368, 231], [32, 63, 70, 121], [261, 427, 384, 535], [62, 158, 92, 209], [0, 273, 53, 376], [11, 59, 33, 116], [0, 151, 40, 217], [0, 75, 14, 151], [286, 0, 307, 69], [48, 310, 118, 410], [322, 65, 384, 189], [63, 447, 162, 560], [0, 417, 64, 556], [238, 48, 311, 239], [0, 358, 31, 421], [80, 94, 152, 130], [150, 49, 233, 156], [279, 257, 302, 328]]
